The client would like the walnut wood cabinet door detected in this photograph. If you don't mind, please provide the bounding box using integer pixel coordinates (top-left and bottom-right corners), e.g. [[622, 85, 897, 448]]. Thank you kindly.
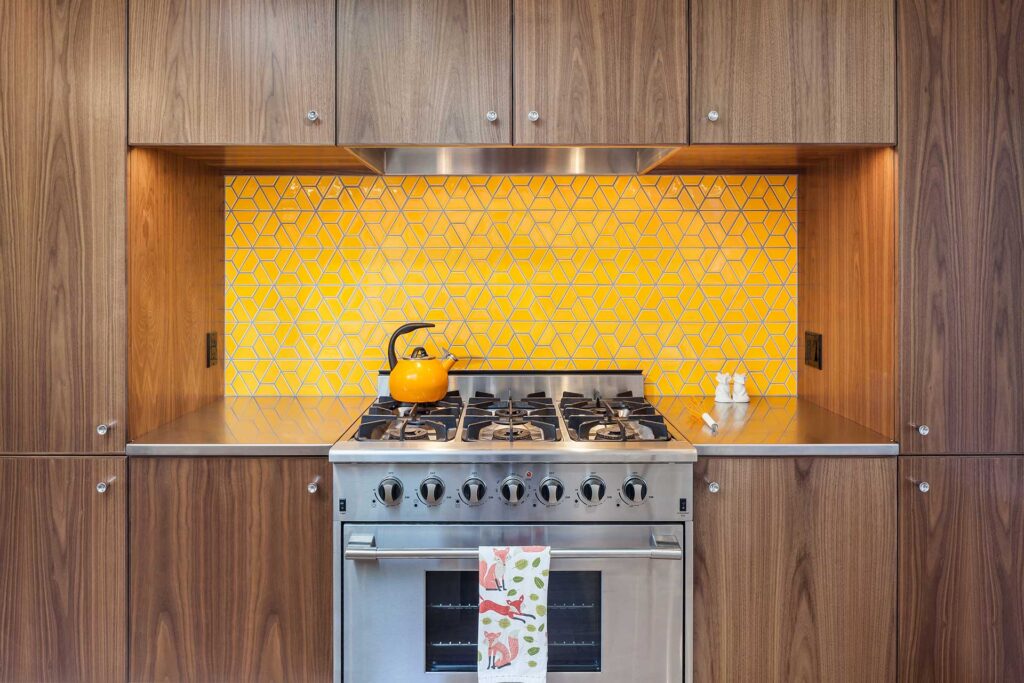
[[513, 0, 689, 145], [693, 457, 896, 682], [129, 457, 333, 682], [129, 0, 335, 144], [0, 0, 126, 453], [691, 0, 895, 143], [898, 0, 1024, 454], [337, 0, 512, 145], [0, 456, 126, 682], [899, 456, 1024, 681]]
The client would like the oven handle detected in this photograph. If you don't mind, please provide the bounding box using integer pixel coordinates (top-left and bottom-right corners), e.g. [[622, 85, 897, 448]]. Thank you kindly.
[[344, 533, 682, 561]]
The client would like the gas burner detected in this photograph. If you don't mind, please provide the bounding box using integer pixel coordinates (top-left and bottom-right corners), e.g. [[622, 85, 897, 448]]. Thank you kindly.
[[368, 391, 463, 418], [480, 422, 546, 441], [462, 414, 560, 442], [355, 392, 463, 441], [559, 391, 670, 442]]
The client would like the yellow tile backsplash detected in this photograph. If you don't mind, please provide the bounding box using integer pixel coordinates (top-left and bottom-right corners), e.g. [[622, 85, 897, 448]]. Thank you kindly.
[[225, 175, 797, 397]]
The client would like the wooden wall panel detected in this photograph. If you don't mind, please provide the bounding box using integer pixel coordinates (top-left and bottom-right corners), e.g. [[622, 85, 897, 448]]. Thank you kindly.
[[799, 148, 897, 439], [694, 457, 897, 682], [899, 0, 1024, 453], [0, 456, 126, 682], [899, 456, 1024, 680], [129, 457, 333, 682], [0, 0, 127, 452], [128, 148, 225, 439]]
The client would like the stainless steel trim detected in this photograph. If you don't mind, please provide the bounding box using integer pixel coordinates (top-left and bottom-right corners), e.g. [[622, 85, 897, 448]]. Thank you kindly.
[[375, 370, 646, 399], [344, 532, 682, 561], [345, 148, 386, 174], [373, 147, 680, 176]]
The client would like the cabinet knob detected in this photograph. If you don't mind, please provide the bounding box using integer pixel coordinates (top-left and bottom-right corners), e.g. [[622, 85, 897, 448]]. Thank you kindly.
[[96, 422, 115, 436], [707, 481, 720, 494], [707, 110, 720, 122], [917, 481, 930, 493], [96, 481, 109, 494], [307, 482, 319, 495], [306, 110, 320, 122], [527, 110, 540, 122], [910, 423, 930, 436], [486, 110, 498, 122]]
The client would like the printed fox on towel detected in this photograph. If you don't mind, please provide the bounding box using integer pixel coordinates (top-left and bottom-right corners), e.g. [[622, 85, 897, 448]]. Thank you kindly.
[[478, 546, 551, 682]]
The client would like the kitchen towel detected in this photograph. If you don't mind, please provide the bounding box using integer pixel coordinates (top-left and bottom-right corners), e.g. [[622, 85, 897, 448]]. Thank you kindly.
[[478, 546, 550, 682]]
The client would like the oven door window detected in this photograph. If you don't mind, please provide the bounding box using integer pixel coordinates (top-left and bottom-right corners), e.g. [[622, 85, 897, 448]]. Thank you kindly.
[[425, 570, 601, 673]]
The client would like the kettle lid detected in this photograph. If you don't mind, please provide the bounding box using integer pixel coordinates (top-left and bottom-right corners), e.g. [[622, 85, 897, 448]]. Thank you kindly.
[[408, 346, 432, 360]]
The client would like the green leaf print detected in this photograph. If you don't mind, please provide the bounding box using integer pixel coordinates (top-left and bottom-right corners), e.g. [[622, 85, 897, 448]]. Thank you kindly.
[[524, 635, 535, 643], [536, 605, 547, 616], [530, 593, 539, 601], [507, 589, 517, 597], [532, 557, 541, 568], [534, 577, 545, 589], [527, 624, 537, 632], [478, 650, 483, 662], [529, 661, 538, 668], [515, 559, 528, 570], [528, 647, 540, 656], [482, 617, 492, 625], [542, 569, 549, 576], [538, 624, 545, 632], [513, 576, 524, 583], [499, 618, 511, 629]]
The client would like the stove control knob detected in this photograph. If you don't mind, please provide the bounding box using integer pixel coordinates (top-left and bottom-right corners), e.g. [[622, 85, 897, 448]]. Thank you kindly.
[[538, 477, 565, 505], [377, 477, 403, 506], [579, 476, 607, 505], [419, 477, 446, 506], [500, 476, 527, 505], [622, 477, 649, 505], [461, 478, 487, 505]]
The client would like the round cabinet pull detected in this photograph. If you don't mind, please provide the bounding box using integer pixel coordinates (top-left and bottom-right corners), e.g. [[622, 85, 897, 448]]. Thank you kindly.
[[307, 482, 319, 495], [306, 110, 320, 123], [527, 110, 540, 123], [918, 481, 930, 493], [707, 481, 721, 494], [910, 423, 930, 436], [486, 111, 499, 122], [96, 422, 114, 436], [707, 110, 720, 122], [96, 481, 109, 494]]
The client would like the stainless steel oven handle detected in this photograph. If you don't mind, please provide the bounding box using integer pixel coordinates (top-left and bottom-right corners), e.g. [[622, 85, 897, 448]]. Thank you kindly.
[[344, 533, 682, 561]]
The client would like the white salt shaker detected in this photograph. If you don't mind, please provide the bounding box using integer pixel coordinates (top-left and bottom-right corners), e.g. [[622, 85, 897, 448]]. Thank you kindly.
[[714, 373, 733, 403], [731, 372, 750, 403]]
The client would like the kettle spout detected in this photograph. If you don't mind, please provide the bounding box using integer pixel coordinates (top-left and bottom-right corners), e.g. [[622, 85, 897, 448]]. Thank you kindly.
[[441, 352, 458, 371]]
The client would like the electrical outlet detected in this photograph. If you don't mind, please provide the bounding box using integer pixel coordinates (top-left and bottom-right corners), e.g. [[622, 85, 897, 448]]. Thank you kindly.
[[804, 331, 822, 370], [206, 332, 218, 368]]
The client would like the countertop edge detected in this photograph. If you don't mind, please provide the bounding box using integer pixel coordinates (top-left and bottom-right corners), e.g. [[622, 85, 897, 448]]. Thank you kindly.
[[126, 443, 334, 457], [692, 443, 899, 457]]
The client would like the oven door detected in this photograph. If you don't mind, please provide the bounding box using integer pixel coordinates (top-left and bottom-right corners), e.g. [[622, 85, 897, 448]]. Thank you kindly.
[[341, 524, 687, 682]]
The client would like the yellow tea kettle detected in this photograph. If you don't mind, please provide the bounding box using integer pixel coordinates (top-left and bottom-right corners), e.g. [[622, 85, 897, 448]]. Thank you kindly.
[[387, 323, 457, 403]]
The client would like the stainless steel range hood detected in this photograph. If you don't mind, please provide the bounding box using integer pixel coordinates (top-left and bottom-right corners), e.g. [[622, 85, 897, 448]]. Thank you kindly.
[[348, 147, 679, 176]]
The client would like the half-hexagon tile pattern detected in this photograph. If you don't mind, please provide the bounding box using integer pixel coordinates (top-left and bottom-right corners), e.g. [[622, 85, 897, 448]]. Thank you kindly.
[[225, 175, 798, 396]]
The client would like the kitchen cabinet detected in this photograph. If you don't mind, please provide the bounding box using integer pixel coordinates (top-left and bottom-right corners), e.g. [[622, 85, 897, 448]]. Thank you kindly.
[[129, 457, 333, 682], [0, 0, 127, 453], [513, 0, 688, 145], [691, 0, 895, 143], [899, 456, 1024, 680], [129, 0, 335, 144], [693, 457, 896, 682], [899, 0, 1024, 453], [0, 456, 126, 682], [337, 0, 512, 145]]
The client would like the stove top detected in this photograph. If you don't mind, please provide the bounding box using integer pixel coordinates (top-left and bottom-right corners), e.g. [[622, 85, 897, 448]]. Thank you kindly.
[[560, 391, 670, 442], [354, 391, 463, 442], [463, 391, 560, 443]]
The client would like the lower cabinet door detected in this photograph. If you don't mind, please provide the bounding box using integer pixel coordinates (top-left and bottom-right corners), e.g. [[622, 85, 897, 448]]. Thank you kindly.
[[899, 456, 1024, 681], [0, 456, 127, 682], [129, 457, 333, 682], [694, 457, 896, 682]]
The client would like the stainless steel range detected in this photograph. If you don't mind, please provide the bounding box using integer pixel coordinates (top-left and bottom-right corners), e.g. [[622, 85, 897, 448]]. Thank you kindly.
[[330, 371, 695, 683]]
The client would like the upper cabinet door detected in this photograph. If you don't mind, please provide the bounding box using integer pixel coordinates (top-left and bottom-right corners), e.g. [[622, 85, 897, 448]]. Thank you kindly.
[[513, 0, 688, 145], [129, 0, 335, 144], [899, 0, 1024, 454], [338, 0, 512, 146], [0, 0, 126, 453], [691, 0, 895, 144]]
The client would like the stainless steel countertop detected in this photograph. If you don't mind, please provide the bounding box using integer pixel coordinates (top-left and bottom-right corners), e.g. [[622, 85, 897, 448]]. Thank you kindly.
[[653, 396, 898, 456], [127, 397, 374, 456]]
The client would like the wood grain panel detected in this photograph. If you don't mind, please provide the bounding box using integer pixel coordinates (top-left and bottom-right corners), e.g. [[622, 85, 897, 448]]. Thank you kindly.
[[140, 145, 383, 173], [129, 0, 335, 144], [799, 148, 897, 439], [0, 0, 127, 453], [691, 0, 895, 143], [338, 0, 511, 145], [0, 456, 126, 682], [899, 456, 1024, 680], [514, 0, 688, 145], [648, 144, 881, 173], [899, 0, 1024, 453], [129, 457, 333, 682], [128, 149, 224, 439], [694, 457, 896, 682]]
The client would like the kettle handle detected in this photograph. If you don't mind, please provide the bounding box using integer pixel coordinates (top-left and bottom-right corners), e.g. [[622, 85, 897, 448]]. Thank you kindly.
[[387, 323, 435, 370]]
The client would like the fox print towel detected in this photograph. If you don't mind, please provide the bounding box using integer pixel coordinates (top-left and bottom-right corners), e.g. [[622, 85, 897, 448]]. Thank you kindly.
[[478, 546, 550, 682]]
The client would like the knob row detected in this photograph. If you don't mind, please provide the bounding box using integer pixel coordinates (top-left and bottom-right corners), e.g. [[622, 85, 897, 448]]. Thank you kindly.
[[376, 475, 649, 507]]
